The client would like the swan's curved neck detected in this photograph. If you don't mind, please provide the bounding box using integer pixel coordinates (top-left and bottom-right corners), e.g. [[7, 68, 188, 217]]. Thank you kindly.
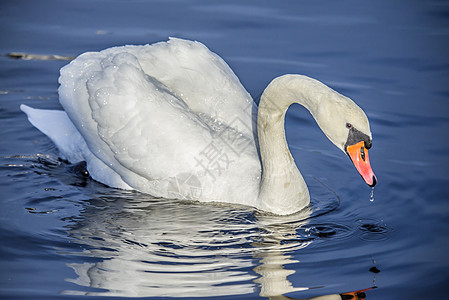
[[257, 75, 325, 215]]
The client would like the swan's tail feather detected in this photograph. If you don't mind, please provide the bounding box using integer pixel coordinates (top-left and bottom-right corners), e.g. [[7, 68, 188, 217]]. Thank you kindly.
[[20, 104, 86, 163], [20, 104, 133, 190]]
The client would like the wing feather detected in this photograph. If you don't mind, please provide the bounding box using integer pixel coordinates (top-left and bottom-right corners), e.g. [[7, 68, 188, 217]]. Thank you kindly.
[[58, 38, 260, 200]]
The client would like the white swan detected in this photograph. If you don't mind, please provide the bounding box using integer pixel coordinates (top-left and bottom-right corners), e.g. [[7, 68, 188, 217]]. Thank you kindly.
[[21, 38, 376, 215]]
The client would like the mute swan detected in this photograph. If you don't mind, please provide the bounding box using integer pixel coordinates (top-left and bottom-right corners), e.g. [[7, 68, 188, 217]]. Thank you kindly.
[[21, 38, 376, 215]]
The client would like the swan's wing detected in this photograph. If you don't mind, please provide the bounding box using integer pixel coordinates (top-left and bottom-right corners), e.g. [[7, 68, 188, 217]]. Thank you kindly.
[[121, 38, 256, 137], [58, 48, 260, 199]]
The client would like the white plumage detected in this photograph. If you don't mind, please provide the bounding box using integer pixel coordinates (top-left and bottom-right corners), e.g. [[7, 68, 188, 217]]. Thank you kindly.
[[22, 38, 375, 215]]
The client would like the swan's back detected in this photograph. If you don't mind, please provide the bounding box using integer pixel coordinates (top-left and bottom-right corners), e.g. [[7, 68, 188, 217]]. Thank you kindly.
[[133, 38, 256, 134], [57, 38, 261, 206]]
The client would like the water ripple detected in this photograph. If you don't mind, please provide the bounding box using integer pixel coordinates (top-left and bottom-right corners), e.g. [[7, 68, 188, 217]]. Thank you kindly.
[[7, 156, 376, 297], [357, 218, 390, 241]]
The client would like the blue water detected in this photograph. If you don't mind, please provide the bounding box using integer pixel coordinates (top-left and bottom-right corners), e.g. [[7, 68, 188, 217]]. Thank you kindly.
[[1, 0, 449, 299]]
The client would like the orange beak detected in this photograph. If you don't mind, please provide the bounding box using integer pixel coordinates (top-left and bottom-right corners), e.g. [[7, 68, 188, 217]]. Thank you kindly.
[[341, 287, 375, 299], [346, 141, 377, 187]]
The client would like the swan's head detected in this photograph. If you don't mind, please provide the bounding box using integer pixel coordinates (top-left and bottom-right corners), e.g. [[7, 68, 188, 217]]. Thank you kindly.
[[313, 91, 377, 187], [261, 74, 377, 187]]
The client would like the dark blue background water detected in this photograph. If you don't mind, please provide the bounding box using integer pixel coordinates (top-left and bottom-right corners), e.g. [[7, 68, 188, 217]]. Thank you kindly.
[[1, 1, 449, 299]]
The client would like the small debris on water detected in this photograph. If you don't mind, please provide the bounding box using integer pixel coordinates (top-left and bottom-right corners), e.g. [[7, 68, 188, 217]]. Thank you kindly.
[[6, 52, 74, 61], [369, 256, 381, 273]]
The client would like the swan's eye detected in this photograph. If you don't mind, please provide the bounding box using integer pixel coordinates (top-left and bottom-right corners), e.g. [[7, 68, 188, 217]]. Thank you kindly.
[[346, 123, 352, 129]]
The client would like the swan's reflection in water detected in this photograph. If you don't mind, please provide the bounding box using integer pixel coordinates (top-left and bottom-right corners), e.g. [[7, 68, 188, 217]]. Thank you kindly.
[[62, 189, 371, 299]]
